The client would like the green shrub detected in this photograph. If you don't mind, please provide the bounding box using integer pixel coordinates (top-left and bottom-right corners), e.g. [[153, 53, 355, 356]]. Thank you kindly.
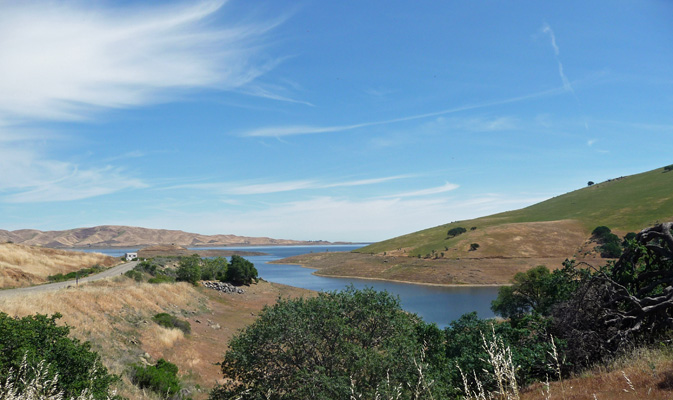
[[212, 287, 450, 399], [592, 225, 612, 237], [591, 225, 623, 258], [664, 164, 673, 172], [47, 264, 105, 282], [176, 254, 202, 285], [131, 358, 180, 397], [491, 261, 588, 320], [600, 241, 622, 258], [135, 260, 157, 275], [469, 243, 480, 251], [201, 257, 228, 281], [152, 313, 191, 334], [148, 274, 175, 284], [0, 313, 118, 399], [444, 312, 561, 388], [124, 270, 144, 282]]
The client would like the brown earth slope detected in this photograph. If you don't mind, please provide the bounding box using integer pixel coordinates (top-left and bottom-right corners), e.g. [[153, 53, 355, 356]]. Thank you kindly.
[[274, 251, 600, 286], [274, 220, 604, 285], [0, 225, 331, 248]]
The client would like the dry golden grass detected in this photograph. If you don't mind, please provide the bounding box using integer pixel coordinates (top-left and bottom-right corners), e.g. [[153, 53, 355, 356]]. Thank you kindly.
[[0, 278, 206, 399], [0, 243, 117, 288], [527, 347, 673, 400], [274, 251, 598, 285], [0, 276, 313, 399]]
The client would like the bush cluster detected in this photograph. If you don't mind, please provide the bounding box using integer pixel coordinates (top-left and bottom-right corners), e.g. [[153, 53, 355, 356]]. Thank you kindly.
[[210, 287, 557, 399], [127, 260, 176, 284], [130, 254, 258, 286], [176, 255, 237, 285], [592, 225, 623, 258], [152, 313, 191, 334], [131, 358, 181, 397], [47, 264, 105, 282]]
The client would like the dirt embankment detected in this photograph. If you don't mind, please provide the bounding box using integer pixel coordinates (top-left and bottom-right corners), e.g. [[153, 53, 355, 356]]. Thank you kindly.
[[277, 220, 610, 286], [273, 252, 600, 286]]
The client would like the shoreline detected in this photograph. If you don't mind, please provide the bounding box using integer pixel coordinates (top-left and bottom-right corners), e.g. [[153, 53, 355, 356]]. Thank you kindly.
[[272, 260, 507, 288]]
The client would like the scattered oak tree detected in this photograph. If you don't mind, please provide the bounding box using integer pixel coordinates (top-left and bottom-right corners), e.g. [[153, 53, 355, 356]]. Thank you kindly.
[[224, 255, 258, 285], [447, 226, 467, 238]]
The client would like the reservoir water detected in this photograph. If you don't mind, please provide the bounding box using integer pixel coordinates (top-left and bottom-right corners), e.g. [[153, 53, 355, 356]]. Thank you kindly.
[[77, 244, 499, 328]]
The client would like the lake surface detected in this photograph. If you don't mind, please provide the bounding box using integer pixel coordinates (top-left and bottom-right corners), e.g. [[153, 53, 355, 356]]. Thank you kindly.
[[75, 244, 499, 328]]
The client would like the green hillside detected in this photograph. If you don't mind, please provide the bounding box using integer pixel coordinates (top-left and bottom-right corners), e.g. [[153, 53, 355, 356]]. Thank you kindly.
[[359, 165, 673, 256]]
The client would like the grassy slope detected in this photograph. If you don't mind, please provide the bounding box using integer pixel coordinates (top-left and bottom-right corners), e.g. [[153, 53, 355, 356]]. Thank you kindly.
[[0, 277, 313, 399], [360, 166, 673, 256], [0, 243, 117, 288]]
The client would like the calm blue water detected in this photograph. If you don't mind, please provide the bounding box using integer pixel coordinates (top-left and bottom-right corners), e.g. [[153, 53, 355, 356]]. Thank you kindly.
[[74, 244, 499, 328]]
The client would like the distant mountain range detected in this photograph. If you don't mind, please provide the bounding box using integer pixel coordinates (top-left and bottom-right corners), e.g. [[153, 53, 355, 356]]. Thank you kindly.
[[0, 225, 331, 248]]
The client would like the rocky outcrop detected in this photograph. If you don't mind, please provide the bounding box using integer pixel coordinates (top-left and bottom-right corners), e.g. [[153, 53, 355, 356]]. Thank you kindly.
[[201, 280, 245, 294]]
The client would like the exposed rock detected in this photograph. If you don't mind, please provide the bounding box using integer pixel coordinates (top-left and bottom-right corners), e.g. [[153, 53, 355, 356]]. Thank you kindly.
[[201, 280, 245, 294]]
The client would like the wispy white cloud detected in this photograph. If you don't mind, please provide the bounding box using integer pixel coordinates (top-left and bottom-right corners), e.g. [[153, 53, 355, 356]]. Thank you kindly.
[[541, 23, 573, 93], [229, 180, 315, 195], [0, 144, 146, 203], [364, 87, 395, 98], [0, 0, 288, 123], [0, 0, 291, 203], [241, 87, 563, 137], [0, 129, 147, 203], [104, 151, 146, 162], [381, 182, 459, 198], [322, 175, 413, 188], [587, 139, 597, 146], [169, 175, 413, 195], [436, 116, 518, 132], [240, 79, 315, 107]]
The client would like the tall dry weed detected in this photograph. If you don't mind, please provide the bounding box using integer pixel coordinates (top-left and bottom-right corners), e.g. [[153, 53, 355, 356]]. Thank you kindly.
[[459, 325, 520, 400], [0, 354, 115, 400]]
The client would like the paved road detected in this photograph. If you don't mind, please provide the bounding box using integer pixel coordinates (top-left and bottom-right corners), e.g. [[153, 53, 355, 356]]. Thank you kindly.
[[0, 261, 139, 297]]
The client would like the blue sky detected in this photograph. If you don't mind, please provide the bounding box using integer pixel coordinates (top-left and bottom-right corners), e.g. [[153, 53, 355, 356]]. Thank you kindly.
[[0, 1, 672, 242]]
